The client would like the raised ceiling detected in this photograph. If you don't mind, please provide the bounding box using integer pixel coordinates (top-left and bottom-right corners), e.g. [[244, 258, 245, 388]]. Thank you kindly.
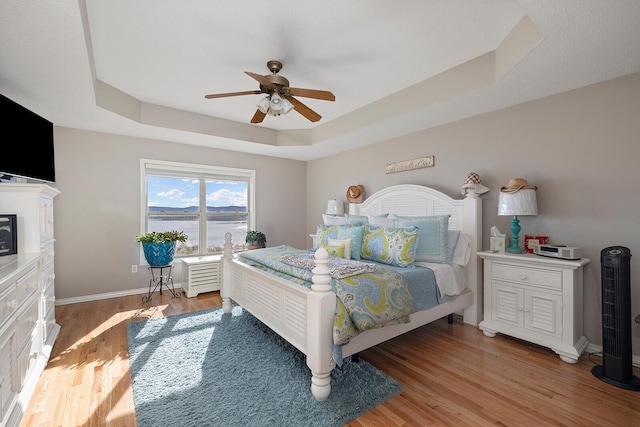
[[1, 1, 639, 161]]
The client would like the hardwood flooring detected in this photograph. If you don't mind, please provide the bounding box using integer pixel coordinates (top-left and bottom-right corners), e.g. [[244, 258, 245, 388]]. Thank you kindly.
[[20, 291, 640, 426]]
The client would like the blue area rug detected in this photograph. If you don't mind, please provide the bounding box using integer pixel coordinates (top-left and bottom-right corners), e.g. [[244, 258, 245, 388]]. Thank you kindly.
[[126, 306, 402, 427]]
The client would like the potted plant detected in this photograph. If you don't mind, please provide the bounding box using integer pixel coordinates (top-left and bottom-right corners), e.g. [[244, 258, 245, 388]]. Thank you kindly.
[[245, 230, 266, 249], [136, 231, 188, 266]]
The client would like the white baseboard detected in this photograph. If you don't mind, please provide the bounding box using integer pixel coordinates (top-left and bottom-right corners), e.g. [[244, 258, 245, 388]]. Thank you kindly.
[[55, 282, 184, 305], [585, 342, 640, 367]]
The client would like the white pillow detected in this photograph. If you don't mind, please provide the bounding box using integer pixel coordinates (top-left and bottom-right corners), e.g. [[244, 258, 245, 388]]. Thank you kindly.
[[367, 215, 395, 228], [451, 232, 471, 266], [328, 238, 352, 259], [447, 230, 461, 261], [322, 214, 346, 225]]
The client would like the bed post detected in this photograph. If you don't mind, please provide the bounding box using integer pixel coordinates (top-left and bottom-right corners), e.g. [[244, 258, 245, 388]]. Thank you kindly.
[[221, 232, 234, 314], [462, 192, 483, 325], [306, 247, 337, 401]]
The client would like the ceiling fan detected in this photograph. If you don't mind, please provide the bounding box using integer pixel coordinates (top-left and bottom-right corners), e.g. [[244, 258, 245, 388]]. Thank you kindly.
[[204, 60, 335, 124]]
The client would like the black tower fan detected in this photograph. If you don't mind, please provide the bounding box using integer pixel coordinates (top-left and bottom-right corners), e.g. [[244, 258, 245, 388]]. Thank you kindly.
[[591, 246, 640, 390]]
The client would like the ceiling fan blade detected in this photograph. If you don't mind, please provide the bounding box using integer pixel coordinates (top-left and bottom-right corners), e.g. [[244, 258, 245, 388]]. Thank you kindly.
[[288, 88, 335, 102], [204, 90, 262, 99], [245, 72, 276, 90], [287, 96, 322, 122], [250, 109, 266, 124]]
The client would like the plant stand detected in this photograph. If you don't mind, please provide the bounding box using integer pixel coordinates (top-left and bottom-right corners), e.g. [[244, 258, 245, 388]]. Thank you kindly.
[[142, 264, 181, 303]]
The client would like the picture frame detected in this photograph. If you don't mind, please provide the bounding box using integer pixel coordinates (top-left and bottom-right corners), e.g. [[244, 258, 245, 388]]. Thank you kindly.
[[524, 235, 549, 254], [0, 214, 17, 256]]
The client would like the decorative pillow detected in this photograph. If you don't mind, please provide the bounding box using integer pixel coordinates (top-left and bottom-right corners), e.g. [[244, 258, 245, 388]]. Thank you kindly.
[[451, 232, 472, 266], [320, 243, 345, 258], [360, 225, 420, 267], [343, 213, 388, 225], [447, 230, 461, 262], [391, 214, 450, 263], [315, 225, 365, 260], [328, 238, 352, 260], [322, 214, 346, 225], [343, 214, 368, 225], [367, 215, 395, 228]]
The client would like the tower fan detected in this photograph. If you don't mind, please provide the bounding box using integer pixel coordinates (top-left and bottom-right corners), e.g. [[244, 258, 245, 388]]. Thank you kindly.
[[591, 246, 640, 390]]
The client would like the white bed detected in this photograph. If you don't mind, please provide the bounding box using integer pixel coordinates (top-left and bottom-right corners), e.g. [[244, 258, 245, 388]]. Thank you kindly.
[[221, 184, 482, 401]]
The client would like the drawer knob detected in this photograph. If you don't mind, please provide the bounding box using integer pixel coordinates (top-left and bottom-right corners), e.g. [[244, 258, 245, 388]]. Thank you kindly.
[[519, 274, 527, 280]]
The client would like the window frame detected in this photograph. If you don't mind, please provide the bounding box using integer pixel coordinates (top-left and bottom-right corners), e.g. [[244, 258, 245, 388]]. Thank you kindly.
[[139, 159, 256, 264]]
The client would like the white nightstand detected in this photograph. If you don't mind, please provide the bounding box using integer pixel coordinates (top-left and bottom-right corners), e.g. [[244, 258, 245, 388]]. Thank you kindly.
[[478, 251, 590, 363]]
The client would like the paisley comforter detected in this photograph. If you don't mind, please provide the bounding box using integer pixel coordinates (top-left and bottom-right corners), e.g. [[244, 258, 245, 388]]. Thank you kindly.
[[236, 245, 416, 346]]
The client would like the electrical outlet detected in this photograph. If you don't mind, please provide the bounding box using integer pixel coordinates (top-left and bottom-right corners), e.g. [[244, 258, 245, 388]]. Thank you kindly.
[[131, 265, 138, 273]]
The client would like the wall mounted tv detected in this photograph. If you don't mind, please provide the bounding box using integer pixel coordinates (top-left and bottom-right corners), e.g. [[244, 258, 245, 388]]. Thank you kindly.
[[0, 93, 55, 183]]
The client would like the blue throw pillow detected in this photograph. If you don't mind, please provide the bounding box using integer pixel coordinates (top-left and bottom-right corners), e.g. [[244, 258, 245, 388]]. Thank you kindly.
[[392, 214, 450, 263]]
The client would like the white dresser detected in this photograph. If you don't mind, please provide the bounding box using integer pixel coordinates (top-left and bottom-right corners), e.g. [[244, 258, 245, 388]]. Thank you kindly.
[[0, 183, 60, 427], [478, 251, 590, 364]]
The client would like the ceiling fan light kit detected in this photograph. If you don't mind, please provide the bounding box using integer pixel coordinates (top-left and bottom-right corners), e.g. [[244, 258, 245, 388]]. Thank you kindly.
[[205, 60, 335, 124]]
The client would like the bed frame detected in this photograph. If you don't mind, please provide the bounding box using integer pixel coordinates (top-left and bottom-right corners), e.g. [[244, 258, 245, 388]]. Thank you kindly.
[[221, 184, 482, 401]]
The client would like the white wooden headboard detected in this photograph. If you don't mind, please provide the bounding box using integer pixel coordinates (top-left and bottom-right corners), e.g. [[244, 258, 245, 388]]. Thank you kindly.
[[350, 184, 483, 325]]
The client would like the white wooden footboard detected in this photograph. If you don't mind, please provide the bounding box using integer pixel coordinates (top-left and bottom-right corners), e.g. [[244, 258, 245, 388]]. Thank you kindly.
[[221, 233, 337, 401]]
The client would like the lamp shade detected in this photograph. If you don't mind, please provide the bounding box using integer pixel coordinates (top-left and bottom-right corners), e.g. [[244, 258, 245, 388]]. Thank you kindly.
[[256, 96, 270, 113], [270, 92, 283, 111], [498, 189, 538, 216], [326, 199, 344, 215]]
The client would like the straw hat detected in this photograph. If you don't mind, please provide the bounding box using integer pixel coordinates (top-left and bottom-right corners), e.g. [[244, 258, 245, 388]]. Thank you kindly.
[[346, 185, 364, 203], [500, 178, 537, 193]]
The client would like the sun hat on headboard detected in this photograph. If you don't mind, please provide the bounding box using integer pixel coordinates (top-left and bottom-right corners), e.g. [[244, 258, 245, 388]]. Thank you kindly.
[[460, 172, 489, 196], [346, 185, 364, 203], [500, 178, 537, 193]]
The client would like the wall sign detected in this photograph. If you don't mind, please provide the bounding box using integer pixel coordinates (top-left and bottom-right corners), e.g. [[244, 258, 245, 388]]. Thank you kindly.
[[385, 156, 435, 174]]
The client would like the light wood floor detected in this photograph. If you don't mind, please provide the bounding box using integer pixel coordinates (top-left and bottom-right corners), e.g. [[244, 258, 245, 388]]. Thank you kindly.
[[20, 291, 640, 427]]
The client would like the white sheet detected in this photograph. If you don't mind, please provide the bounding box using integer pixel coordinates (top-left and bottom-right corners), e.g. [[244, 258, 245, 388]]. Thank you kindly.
[[415, 262, 468, 296]]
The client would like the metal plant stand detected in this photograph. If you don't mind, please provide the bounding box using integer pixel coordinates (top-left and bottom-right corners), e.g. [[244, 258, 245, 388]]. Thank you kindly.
[[142, 264, 181, 303]]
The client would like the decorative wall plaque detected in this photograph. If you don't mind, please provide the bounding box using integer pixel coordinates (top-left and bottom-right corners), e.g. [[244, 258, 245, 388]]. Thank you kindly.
[[385, 156, 434, 174]]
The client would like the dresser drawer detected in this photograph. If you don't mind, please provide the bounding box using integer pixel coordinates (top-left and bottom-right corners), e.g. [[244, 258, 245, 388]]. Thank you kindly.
[[0, 284, 19, 325], [0, 327, 16, 423], [41, 243, 55, 269], [15, 299, 38, 352], [42, 283, 55, 318], [43, 306, 56, 345], [16, 268, 39, 307], [492, 262, 562, 290], [16, 329, 39, 393]]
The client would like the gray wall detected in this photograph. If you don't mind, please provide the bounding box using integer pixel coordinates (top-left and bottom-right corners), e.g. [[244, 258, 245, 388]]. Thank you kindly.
[[50, 73, 639, 355], [307, 72, 640, 355], [53, 128, 307, 300]]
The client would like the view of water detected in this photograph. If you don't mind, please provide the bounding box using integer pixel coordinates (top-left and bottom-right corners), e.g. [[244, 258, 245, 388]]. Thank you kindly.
[[148, 220, 247, 253]]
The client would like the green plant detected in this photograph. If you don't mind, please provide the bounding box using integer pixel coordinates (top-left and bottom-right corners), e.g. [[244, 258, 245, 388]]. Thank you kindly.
[[136, 230, 188, 244], [245, 230, 266, 248]]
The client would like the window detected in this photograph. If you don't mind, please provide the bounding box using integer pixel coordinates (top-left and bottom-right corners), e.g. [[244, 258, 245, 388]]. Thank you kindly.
[[140, 159, 255, 260]]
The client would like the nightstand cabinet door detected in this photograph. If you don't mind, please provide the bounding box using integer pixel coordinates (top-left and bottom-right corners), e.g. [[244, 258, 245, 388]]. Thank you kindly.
[[492, 282, 563, 339], [479, 252, 589, 364]]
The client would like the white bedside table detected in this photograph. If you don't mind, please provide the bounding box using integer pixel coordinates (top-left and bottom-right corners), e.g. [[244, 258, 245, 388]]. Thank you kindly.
[[478, 251, 590, 363]]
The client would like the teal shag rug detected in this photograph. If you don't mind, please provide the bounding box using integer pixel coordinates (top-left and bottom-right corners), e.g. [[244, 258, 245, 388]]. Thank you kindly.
[[126, 306, 402, 427]]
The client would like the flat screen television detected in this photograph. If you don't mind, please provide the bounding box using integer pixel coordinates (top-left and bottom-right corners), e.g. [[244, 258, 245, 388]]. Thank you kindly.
[[0, 93, 55, 183]]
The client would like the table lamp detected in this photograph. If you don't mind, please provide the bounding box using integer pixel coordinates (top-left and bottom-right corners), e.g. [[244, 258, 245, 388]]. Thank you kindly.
[[498, 178, 538, 253], [325, 199, 344, 216]]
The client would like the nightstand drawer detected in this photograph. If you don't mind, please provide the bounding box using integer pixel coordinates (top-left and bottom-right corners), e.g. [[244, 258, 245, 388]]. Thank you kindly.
[[492, 262, 562, 290]]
